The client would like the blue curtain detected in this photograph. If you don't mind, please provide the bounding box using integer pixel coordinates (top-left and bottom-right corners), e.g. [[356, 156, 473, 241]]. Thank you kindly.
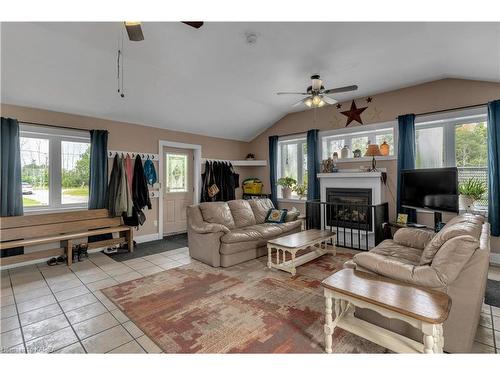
[[397, 114, 417, 223], [269, 135, 279, 208], [488, 100, 500, 236], [0, 117, 23, 217], [307, 129, 320, 200], [88, 130, 109, 209]]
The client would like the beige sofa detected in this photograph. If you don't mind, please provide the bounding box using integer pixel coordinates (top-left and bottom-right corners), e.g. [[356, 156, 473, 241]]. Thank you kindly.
[[187, 199, 302, 267], [345, 213, 490, 353]]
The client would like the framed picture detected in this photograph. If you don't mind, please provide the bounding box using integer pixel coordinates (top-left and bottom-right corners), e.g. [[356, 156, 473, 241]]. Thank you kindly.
[[397, 213, 408, 225]]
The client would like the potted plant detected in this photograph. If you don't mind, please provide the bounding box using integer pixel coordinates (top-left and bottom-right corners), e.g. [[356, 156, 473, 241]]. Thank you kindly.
[[458, 178, 487, 210], [277, 177, 297, 199], [245, 153, 255, 160], [293, 182, 308, 200]]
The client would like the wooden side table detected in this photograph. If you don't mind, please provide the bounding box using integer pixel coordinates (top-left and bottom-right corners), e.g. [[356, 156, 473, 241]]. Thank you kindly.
[[322, 269, 451, 354]]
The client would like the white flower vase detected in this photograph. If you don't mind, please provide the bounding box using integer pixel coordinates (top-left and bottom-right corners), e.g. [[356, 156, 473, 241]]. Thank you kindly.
[[459, 195, 474, 211], [281, 187, 292, 199]]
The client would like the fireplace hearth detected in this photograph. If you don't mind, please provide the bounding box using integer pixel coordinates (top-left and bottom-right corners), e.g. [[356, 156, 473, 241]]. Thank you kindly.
[[326, 188, 372, 231]]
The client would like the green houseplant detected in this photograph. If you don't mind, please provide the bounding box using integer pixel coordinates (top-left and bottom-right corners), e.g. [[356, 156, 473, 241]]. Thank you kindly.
[[458, 178, 487, 210], [277, 177, 297, 199], [293, 182, 308, 200]]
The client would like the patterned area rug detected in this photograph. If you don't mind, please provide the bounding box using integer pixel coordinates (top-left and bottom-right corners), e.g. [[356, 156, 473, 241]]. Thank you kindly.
[[102, 252, 388, 353]]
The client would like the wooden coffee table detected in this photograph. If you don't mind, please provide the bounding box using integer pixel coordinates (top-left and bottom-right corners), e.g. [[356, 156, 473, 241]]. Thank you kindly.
[[267, 229, 336, 276], [322, 269, 451, 354]]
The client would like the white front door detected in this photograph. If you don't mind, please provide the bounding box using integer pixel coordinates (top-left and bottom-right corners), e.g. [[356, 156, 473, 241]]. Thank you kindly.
[[163, 147, 193, 235]]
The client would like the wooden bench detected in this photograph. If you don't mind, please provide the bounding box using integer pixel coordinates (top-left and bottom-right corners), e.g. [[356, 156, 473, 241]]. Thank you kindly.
[[0, 209, 133, 267], [322, 269, 451, 354]]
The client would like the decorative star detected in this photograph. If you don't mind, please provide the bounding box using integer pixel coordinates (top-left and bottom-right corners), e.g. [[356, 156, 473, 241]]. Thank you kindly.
[[366, 97, 373, 103], [336, 103, 342, 109], [340, 100, 368, 127]]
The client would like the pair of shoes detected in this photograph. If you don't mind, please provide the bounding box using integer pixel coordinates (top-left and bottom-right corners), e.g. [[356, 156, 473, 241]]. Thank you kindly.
[[104, 245, 118, 255], [47, 256, 66, 266], [72, 244, 89, 263]]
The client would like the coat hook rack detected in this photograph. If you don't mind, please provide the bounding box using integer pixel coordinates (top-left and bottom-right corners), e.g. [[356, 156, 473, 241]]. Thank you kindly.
[[108, 149, 159, 161]]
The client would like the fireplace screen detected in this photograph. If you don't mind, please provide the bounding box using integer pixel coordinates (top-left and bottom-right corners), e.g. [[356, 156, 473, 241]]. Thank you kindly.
[[326, 188, 372, 231]]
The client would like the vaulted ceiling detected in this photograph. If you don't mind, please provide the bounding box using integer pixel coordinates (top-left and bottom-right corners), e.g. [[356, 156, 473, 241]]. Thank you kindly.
[[1, 22, 499, 141]]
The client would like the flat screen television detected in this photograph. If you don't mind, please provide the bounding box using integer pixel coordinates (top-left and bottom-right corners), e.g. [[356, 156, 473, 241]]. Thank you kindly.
[[400, 167, 458, 213]]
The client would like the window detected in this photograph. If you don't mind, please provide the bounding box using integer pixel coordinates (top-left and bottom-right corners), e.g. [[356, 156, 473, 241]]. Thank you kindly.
[[321, 125, 395, 160], [20, 124, 90, 211], [415, 109, 488, 208], [166, 154, 188, 192], [277, 137, 307, 198]]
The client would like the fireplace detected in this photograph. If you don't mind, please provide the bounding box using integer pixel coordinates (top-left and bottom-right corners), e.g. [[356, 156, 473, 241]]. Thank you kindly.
[[326, 188, 372, 231]]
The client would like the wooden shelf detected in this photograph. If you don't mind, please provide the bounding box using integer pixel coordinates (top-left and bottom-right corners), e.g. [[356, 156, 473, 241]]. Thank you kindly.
[[201, 159, 267, 166]]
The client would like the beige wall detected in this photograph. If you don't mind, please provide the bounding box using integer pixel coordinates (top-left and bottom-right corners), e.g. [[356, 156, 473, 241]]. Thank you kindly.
[[0, 104, 252, 239], [2, 78, 500, 251], [245, 78, 500, 252]]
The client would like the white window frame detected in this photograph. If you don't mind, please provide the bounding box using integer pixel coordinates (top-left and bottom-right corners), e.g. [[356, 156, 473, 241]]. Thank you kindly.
[[319, 120, 398, 162], [415, 107, 488, 168], [20, 124, 91, 213], [277, 135, 307, 199]]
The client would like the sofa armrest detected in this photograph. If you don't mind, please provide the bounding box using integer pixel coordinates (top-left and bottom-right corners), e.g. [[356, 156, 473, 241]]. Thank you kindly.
[[353, 252, 445, 289], [190, 222, 230, 234], [393, 227, 435, 250], [285, 211, 300, 222]]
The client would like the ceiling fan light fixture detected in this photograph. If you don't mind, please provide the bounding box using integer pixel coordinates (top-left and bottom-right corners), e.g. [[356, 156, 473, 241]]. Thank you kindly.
[[304, 97, 313, 108]]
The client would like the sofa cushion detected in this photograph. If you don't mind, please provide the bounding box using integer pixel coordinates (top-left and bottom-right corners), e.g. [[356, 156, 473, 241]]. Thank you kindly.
[[199, 202, 236, 229], [249, 223, 284, 239], [279, 220, 302, 233], [393, 228, 435, 250], [248, 199, 274, 224], [227, 200, 257, 228], [361, 239, 423, 265], [221, 227, 264, 244], [419, 214, 484, 265]]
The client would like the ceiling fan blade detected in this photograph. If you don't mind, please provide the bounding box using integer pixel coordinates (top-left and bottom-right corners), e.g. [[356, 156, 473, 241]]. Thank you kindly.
[[323, 85, 358, 94], [124, 22, 144, 41], [322, 96, 338, 105], [292, 98, 309, 107], [276, 92, 308, 95], [182, 21, 204, 29]]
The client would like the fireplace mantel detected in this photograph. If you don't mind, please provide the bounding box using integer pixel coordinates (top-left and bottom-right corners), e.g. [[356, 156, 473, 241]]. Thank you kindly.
[[317, 172, 383, 179]]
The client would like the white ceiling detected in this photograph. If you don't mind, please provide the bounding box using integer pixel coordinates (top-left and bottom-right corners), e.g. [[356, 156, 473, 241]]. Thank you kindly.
[[1, 22, 499, 141]]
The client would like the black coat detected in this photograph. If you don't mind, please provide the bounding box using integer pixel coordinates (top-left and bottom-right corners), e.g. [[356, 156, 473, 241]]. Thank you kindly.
[[132, 155, 151, 210]]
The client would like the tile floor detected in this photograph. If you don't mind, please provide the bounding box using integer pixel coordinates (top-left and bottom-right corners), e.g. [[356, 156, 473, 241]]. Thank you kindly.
[[1, 249, 500, 353], [1, 247, 192, 353]]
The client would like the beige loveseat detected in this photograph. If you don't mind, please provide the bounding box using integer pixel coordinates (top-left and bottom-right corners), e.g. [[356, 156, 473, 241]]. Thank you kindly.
[[345, 213, 490, 353], [187, 199, 302, 267]]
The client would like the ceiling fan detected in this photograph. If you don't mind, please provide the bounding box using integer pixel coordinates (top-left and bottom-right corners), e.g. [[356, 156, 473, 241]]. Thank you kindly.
[[277, 74, 358, 108], [124, 21, 204, 41]]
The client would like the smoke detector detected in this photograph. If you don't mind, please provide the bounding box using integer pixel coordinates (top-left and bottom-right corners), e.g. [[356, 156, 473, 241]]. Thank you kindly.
[[245, 32, 258, 44]]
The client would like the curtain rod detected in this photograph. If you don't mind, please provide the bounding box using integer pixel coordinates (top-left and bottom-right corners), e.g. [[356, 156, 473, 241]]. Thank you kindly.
[[19, 120, 90, 133], [397, 103, 488, 119]]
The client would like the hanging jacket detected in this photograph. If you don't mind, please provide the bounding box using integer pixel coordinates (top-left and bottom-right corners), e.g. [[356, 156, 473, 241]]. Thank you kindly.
[[124, 154, 134, 192], [117, 157, 133, 217], [132, 155, 152, 210], [143, 158, 157, 186], [107, 154, 121, 216]]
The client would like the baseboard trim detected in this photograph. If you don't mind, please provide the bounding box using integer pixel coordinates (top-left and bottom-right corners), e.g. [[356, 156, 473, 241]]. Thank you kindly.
[[490, 253, 500, 267], [135, 233, 161, 243]]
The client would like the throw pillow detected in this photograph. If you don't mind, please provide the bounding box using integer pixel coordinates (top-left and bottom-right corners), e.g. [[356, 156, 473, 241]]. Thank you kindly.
[[265, 208, 288, 224]]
